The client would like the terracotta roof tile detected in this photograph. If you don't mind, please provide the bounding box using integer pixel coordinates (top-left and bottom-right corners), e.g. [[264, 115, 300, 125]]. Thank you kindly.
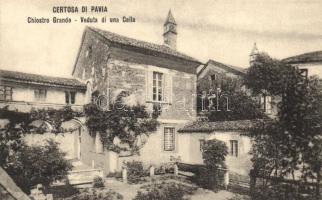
[[282, 51, 322, 64], [0, 69, 86, 90], [88, 27, 200, 63], [178, 119, 265, 133]]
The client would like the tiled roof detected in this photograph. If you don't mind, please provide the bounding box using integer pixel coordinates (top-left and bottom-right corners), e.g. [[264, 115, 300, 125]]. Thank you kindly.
[[178, 119, 265, 133], [282, 51, 322, 64], [88, 27, 200, 63], [0, 69, 86, 90], [198, 59, 247, 77]]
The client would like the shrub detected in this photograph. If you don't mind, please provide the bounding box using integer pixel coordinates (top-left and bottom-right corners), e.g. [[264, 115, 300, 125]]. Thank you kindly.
[[67, 188, 123, 200], [191, 139, 228, 190], [126, 161, 145, 184], [4, 139, 72, 193], [202, 139, 228, 168], [252, 184, 317, 200], [154, 163, 174, 175], [134, 182, 185, 200], [93, 176, 105, 188], [191, 167, 225, 190]]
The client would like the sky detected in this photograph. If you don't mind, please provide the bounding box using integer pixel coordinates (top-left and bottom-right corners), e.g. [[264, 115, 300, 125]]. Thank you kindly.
[[0, 0, 321, 77]]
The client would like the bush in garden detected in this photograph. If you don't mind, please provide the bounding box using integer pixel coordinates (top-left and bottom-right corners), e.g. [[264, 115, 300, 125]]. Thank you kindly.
[[133, 182, 185, 200], [192, 139, 228, 190], [191, 167, 225, 190], [126, 161, 145, 184], [67, 188, 123, 200], [4, 139, 72, 193], [93, 176, 105, 188], [252, 184, 317, 200], [155, 163, 174, 175]]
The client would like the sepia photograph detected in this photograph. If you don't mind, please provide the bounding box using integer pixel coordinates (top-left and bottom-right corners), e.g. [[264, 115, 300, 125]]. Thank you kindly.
[[0, 0, 322, 199]]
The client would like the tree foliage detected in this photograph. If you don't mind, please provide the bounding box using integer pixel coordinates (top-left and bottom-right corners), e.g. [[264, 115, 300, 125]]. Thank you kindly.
[[247, 53, 322, 197], [198, 73, 265, 121], [0, 106, 80, 167], [4, 139, 72, 193], [0, 106, 78, 192], [192, 139, 228, 190], [84, 91, 160, 153]]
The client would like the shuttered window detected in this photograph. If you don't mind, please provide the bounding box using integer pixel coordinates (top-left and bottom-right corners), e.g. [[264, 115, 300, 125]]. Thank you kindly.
[[153, 72, 163, 101], [164, 127, 175, 151], [260, 95, 272, 114], [146, 70, 172, 103]]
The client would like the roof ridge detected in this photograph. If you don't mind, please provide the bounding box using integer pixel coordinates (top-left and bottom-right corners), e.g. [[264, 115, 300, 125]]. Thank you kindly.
[[87, 26, 200, 63], [0, 69, 75, 80], [0, 69, 85, 89]]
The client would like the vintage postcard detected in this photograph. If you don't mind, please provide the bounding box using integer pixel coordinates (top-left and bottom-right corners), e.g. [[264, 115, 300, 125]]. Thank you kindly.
[[0, 0, 322, 199]]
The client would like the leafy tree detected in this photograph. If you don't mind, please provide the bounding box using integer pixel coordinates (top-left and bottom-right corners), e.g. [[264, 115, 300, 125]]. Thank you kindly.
[[246, 53, 322, 197], [5, 139, 72, 193], [0, 106, 78, 193], [198, 72, 265, 121], [193, 139, 228, 190]]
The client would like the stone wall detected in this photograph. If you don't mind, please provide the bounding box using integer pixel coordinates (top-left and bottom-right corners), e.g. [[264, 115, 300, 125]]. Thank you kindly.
[[73, 28, 199, 172]]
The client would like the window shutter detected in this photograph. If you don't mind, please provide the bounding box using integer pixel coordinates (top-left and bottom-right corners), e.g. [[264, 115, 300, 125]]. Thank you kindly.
[[146, 70, 153, 101], [164, 74, 173, 104]]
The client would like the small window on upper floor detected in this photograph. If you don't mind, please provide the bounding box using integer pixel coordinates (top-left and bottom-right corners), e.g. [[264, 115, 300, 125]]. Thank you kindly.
[[34, 89, 46, 102], [153, 72, 164, 102], [260, 94, 272, 114], [65, 91, 76, 104], [0, 86, 13, 101], [209, 74, 217, 86], [300, 68, 308, 79]]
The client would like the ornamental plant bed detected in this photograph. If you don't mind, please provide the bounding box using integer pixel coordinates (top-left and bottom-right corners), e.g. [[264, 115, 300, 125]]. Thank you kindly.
[[64, 188, 123, 200], [135, 181, 197, 200]]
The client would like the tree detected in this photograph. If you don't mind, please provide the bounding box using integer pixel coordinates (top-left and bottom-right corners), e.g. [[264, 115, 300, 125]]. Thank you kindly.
[[198, 73, 265, 121], [246, 53, 322, 197], [193, 139, 228, 190], [0, 106, 78, 193], [5, 139, 72, 193]]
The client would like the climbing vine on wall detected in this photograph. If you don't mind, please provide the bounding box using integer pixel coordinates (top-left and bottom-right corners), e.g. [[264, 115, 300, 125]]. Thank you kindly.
[[84, 91, 160, 153], [0, 105, 81, 166]]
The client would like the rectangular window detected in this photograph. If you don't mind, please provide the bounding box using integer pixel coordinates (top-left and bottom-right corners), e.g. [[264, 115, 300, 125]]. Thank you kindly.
[[153, 72, 163, 102], [65, 91, 76, 104], [164, 127, 175, 151], [300, 68, 308, 79], [230, 140, 238, 157], [260, 95, 272, 114], [199, 139, 206, 152], [0, 86, 12, 101], [34, 89, 46, 101]]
